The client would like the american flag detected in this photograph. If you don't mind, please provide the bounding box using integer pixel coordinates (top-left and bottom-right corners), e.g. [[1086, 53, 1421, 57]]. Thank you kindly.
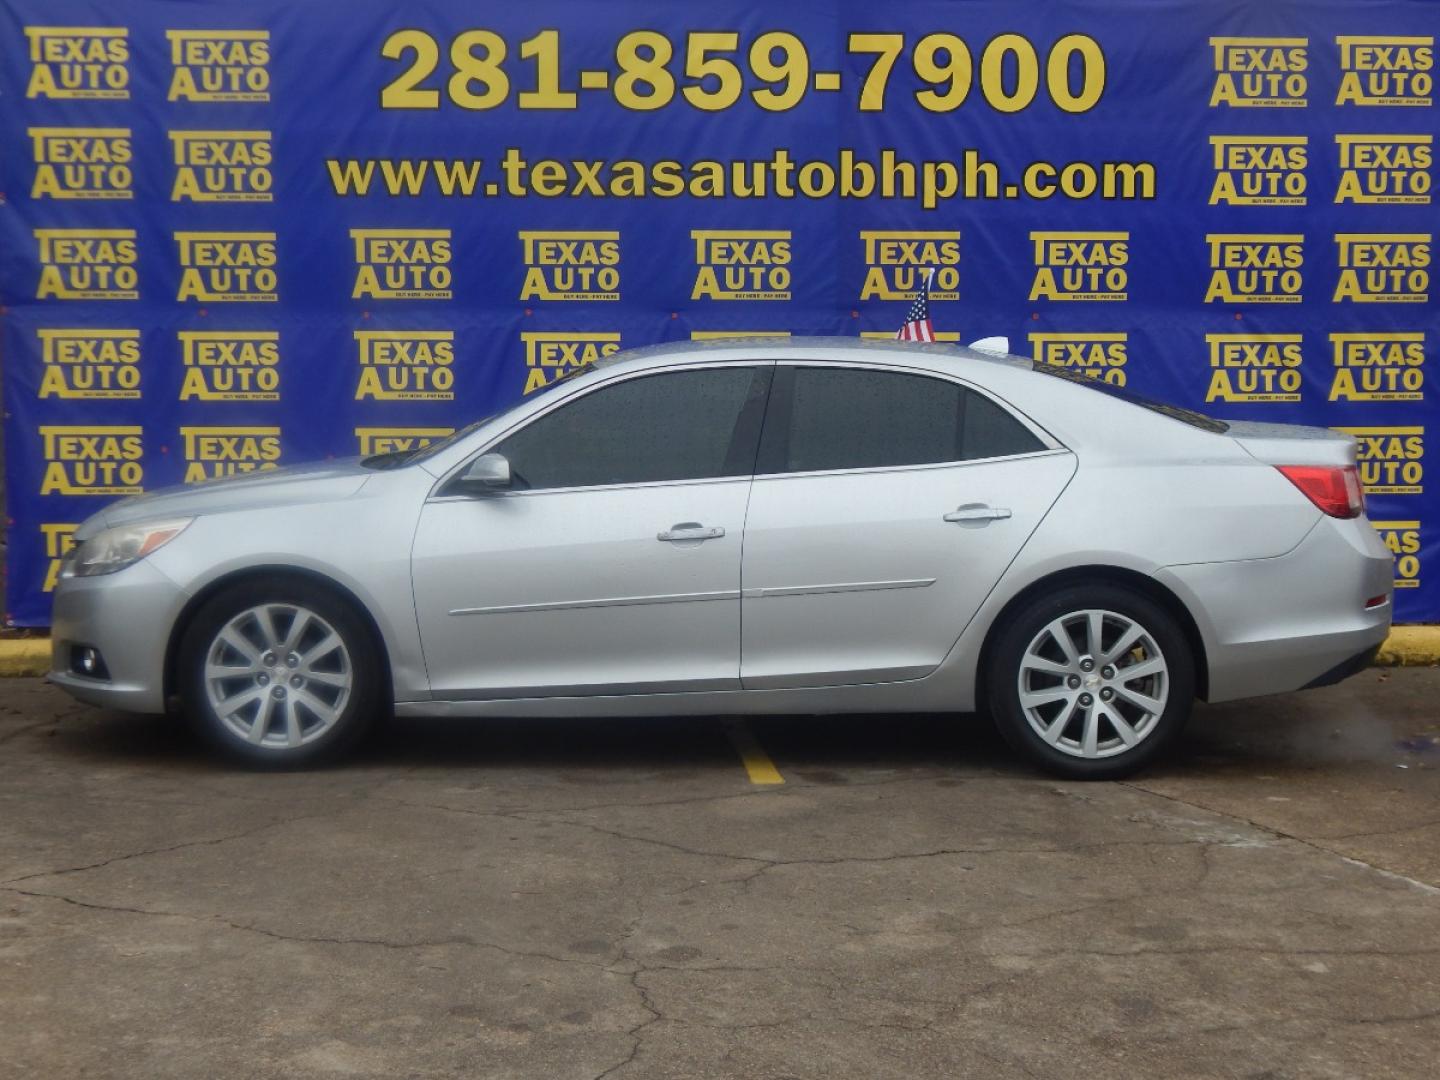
[[896, 267, 936, 342]]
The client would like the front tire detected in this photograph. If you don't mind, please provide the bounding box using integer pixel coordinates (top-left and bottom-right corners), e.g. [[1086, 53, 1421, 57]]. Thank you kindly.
[[179, 580, 381, 767], [987, 584, 1194, 780]]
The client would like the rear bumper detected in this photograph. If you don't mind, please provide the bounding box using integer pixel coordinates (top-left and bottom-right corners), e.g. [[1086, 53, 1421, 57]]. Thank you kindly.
[[1301, 643, 1383, 691], [1157, 516, 1393, 703], [48, 561, 185, 714]]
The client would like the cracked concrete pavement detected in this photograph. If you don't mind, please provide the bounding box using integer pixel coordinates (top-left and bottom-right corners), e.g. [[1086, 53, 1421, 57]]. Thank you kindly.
[[2, 668, 1439, 1079]]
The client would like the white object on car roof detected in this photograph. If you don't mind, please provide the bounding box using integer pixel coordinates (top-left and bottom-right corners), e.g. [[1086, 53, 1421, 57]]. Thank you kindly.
[[967, 336, 1010, 354]]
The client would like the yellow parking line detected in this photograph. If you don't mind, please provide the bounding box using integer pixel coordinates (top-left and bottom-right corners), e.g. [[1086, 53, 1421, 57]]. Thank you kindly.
[[0, 639, 50, 677], [726, 721, 784, 785]]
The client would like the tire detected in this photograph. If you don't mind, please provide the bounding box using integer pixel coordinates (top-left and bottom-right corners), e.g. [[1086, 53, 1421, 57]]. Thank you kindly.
[[986, 584, 1194, 780], [178, 578, 382, 767]]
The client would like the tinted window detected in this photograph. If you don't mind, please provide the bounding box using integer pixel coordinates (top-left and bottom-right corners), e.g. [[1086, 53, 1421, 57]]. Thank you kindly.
[[760, 367, 1042, 473], [962, 391, 1048, 458], [490, 367, 766, 490], [398, 364, 604, 469]]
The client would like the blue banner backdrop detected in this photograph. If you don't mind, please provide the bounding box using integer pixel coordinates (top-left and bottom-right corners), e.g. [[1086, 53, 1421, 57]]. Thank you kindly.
[[2, 0, 1437, 625]]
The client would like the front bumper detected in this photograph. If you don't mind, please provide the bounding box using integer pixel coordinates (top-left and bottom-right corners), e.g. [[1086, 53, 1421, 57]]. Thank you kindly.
[[1157, 515, 1393, 703], [48, 560, 187, 714]]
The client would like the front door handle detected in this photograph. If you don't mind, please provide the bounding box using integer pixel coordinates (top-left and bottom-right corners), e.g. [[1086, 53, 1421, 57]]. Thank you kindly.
[[944, 503, 1011, 524], [658, 522, 726, 542]]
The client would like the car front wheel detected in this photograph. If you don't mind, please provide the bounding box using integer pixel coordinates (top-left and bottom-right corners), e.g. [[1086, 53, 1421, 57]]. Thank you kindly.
[[987, 584, 1195, 780], [179, 580, 381, 766]]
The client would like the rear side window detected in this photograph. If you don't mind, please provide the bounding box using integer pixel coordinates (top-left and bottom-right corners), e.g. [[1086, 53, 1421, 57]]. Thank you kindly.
[[757, 366, 1043, 474], [489, 366, 768, 490]]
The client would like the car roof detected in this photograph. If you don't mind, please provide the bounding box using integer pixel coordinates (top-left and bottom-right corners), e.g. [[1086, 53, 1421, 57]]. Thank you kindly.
[[416, 330, 1236, 480], [413, 335, 1049, 479], [591, 335, 1035, 375]]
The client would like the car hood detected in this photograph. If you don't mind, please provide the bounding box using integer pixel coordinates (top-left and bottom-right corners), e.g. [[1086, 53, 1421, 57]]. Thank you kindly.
[[81, 459, 375, 537]]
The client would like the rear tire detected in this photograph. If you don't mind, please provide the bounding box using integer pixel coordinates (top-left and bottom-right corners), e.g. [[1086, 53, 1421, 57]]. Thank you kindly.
[[987, 584, 1194, 780], [179, 579, 381, 767]]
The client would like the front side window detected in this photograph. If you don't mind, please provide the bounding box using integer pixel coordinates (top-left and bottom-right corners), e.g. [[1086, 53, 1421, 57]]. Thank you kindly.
[[758, 366, 1043, 474], [487, 366, 768, 490]]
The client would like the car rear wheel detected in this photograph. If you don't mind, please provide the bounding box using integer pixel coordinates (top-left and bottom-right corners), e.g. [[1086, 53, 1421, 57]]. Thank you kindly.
[[987, 584, 1194, 780], [179, 580, 381, 766]]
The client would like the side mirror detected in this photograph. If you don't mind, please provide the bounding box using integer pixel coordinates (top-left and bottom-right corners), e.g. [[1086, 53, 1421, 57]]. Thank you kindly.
[[458, 452, 511, 492]]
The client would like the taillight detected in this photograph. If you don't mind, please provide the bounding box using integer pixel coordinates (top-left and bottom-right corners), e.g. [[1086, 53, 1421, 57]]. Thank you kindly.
[[1276, 465, 1365, 519]]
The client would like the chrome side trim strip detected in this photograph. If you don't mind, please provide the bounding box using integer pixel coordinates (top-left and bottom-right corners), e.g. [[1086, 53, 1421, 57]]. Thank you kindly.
[[427, 675, 741, 700], [449, 589, 740, 617], [742, 578, 936, 600]]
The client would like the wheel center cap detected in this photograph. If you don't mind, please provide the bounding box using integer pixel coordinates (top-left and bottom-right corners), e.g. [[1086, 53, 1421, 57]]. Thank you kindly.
[[1084, 673, 1101, 689]]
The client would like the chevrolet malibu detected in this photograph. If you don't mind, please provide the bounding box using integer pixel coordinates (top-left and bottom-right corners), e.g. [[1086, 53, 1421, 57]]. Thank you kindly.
[[49, 338, 1393, 778]]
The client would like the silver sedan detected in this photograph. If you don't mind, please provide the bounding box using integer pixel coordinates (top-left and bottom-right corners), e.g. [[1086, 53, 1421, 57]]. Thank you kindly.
[[49, 339, 1393, 778]]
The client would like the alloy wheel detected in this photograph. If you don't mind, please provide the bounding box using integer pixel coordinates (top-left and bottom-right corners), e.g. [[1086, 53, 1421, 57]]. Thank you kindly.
[[203, 603, 353, 749], [1016, 608, 1169, 760]]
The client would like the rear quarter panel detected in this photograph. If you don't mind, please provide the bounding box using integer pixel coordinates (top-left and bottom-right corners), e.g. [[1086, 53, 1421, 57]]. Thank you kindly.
[[911, 366, 1325, 710]]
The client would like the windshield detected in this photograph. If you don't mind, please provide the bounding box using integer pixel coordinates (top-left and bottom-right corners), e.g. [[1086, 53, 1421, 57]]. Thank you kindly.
[[360, 362, 600, 469], [1032, 364, 1229, 434]]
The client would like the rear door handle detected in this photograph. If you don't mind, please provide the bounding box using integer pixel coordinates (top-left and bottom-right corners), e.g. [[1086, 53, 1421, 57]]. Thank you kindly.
[[944, 504, 1011, 523], [657, 523, 726, 542]]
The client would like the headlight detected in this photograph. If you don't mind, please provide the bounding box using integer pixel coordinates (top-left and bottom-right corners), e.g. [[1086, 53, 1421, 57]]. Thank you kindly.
[[63, 519, 193, 578]]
